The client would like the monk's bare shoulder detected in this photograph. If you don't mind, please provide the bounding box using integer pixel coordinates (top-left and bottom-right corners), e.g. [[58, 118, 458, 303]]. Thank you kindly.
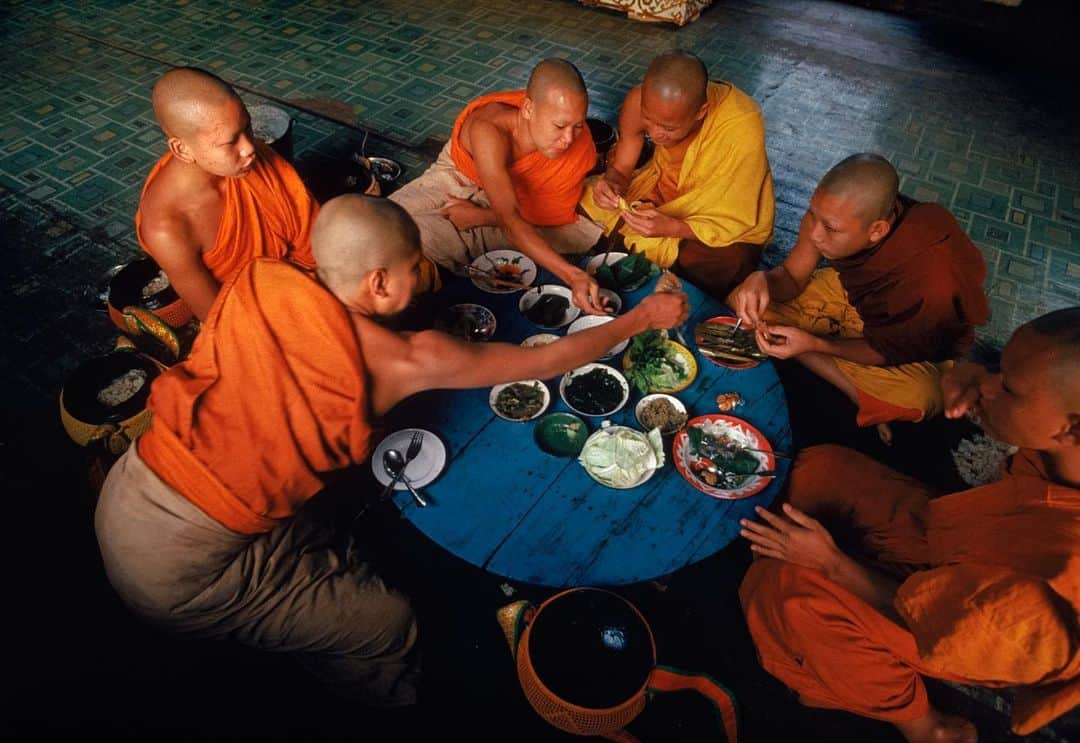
[[460, 102, 516, 160], [139, 160, 221, 260]]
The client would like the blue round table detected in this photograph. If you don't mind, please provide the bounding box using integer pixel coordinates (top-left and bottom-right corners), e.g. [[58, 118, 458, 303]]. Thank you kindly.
[[382, 264, 791, 588]]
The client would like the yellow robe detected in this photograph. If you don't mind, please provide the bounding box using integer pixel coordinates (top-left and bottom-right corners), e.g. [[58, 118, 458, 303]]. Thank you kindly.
[[581, 81, 775, 267]]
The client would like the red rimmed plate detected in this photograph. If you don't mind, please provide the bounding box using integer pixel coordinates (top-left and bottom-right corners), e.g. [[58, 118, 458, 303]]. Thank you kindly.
[[695, 316, 760, 370], [672, 414, 775, 499]]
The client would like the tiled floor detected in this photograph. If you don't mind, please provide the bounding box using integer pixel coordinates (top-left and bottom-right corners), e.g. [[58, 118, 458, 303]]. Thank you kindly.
[[3, 1, 1078, 740]]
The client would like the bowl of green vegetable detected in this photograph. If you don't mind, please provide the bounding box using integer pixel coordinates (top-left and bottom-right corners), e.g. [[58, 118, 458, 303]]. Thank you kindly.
[[490, 379, 551, 422], [559, 363, 630, 418], [586, 251, 658, 293], [622, 330, 698, 395]]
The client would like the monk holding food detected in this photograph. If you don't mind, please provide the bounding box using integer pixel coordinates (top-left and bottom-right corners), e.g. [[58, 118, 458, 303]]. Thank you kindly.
[[728, 153, 989, 438], [740, 307, 1080, 741], [136, 67, 319, 321], [389, 59, 607, 314], [94, 195, 689, 708], [582, 50, 775, 298]]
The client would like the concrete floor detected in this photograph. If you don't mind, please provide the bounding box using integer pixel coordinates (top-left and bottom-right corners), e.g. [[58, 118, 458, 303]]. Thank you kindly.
[[2, 0, 1077, 739]]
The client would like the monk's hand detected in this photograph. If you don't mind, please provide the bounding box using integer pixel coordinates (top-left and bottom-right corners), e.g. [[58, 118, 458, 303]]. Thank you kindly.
[[636, 290, 690, 330], [442, 196, 494, 231], [620, 206, 683, 239], [741, 504, 841, 573], [942, 359, 990, 420], [593, 177, 624, 211], [567, 269, 606, 316], [729, 270, 770, 328], [755, 324, 819, 359]]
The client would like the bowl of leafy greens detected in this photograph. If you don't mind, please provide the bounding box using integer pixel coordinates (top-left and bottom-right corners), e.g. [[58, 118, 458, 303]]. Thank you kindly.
[[622, 330, 697, 394], [586, 251, 658, 293]]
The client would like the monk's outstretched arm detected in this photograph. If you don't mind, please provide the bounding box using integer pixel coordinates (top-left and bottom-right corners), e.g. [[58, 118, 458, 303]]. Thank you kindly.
[[365, 291, 688, 414], [599, 86, 646, 199], [741, 503, 899, 613], [140, 217, 221, 321], [470, 120, 603, 314]]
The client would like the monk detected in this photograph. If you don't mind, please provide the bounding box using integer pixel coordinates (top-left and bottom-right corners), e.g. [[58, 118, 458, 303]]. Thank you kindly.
[[581, 50, 775, 298], [94, 195, 688, 707], [728, 153, 989, 439], [389, 58, 607, 314], [136, 66, 318, 321], [739, 307, 1080, 741]]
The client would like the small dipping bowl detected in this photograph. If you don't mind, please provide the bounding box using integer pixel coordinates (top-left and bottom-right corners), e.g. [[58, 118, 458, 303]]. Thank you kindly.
[[634, 393, 689, 436], [534, 412, 590, 457]]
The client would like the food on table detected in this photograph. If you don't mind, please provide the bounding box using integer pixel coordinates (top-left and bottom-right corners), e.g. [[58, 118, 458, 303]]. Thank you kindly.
[[593, 251, 654, 292], [495, 382, 547, 420], [535, 412, 590, 456], [579, 425, 664, 488], [437, 304, 495, 341], [623, 330, 689, 395], [565, 367, 625, 415], [686, 425, 761, 488], [97, 368, 149, 406], [520, 333, 560, 348], [638, 397, 688, 434], [141, 270, 171, 299], [524, 293, 570, 327], [695, 320, 767, 364], [715, 392, 743, 412]]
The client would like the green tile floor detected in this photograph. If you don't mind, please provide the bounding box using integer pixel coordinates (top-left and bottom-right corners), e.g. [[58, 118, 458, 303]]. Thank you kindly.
[[2, 1, 1078, 738]]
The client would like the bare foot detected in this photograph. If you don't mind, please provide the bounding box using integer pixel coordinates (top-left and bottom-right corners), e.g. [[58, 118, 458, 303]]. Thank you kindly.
[[877, 422, 894, 446], [895, 707, 977, 743]]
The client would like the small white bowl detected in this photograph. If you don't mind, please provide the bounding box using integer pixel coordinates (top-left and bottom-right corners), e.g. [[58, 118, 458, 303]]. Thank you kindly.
[[598, 288, 622, 314], [566, 315, 629, 360], [520, 333, 561, 348], [635, 393, 689, 435], [519, 285, 580, 329], [559, 363, 630, 418], [489, 379, 551, 422]]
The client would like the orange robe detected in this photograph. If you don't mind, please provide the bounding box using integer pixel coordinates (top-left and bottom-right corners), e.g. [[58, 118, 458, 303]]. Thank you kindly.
[[450, 90, 596, 227], [741, 445, 1080, 735], [138, 258, 373, 534], [135, 144, 318, 284]]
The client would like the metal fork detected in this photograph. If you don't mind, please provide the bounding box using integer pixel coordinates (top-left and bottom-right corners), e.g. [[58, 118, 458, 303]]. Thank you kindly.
[[399, 432, 427, 507]]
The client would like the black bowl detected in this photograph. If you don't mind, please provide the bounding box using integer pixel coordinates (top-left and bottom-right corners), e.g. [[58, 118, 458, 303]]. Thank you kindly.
[[62, 351, 161, 426], [108, 256, 181, 314]]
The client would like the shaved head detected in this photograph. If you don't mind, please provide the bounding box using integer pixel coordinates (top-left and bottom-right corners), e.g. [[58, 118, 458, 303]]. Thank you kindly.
[[1021, 307, 1080, 404], [526, 58, 587, 106], [818, 153, 900, 225], [643, 50, 708, 110], [311, 195, 420, 297], [152, 66, 242, 140]]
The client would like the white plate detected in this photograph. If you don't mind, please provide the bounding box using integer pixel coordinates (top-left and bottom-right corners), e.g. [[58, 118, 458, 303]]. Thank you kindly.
[[519, 285, 580, 329], [489, 379, 550, 422], [578, 424, 660, 489], [469, 250, 537, 294], [559, 362, 630, 418], [585, 252, 629, 276], [520, 333, 561, 348], [566, 315, 628, 360], [371, 428, 447, 491]]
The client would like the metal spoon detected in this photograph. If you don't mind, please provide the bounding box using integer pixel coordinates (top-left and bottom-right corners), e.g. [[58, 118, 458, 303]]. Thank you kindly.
[[383, 449, 427, 507]]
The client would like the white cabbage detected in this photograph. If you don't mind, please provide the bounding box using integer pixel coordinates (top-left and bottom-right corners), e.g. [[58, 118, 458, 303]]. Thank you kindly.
[[579, 426, 665, 488]]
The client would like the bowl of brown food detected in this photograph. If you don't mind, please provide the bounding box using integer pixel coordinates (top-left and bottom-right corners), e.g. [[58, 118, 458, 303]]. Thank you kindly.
[[519, 285, 580, 329], [634, 393, 689, 436], [490, 379, 551, 422]]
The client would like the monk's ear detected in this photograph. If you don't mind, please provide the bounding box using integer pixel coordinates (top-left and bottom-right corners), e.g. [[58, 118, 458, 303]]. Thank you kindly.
[[694, 101, 709, 123], [168, 136, 196, 164], [369, 267, 390, 298], [521, 97, 534, 121], [867, 218, 892, 244], [1052, 413, 1080, 447]]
